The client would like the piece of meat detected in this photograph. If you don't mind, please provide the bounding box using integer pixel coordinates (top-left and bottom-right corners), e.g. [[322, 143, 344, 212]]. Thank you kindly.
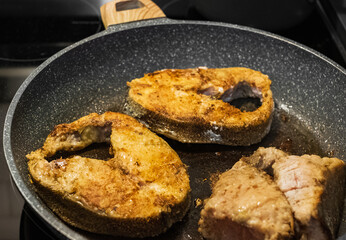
[[198, 161, 294, 240], [241, 147, 288, 175], [126, 67, 274, 146], [26, 112, 191, 238], [273, 155, 345, 240], [242, 147, 346, 239]]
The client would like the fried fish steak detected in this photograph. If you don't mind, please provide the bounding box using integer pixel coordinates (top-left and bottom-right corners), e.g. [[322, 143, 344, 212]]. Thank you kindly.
[[242, 147, 346, 239], [26, 112, 191, 238], [198, 161, 294, 240], [126, 67, 274, 146]]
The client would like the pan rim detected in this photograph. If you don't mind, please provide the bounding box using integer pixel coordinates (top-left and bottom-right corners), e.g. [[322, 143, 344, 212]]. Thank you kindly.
[[3, 18, 346, 239]]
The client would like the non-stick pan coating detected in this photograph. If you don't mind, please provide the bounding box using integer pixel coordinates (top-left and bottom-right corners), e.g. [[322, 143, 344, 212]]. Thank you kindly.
[[4, 19, 346, 239]]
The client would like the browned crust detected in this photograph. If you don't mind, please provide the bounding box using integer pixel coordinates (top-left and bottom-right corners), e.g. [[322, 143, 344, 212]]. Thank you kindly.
[[126, 67, 274, 146], [26, 112, 191, 237], [126, 97, 273, 146], [34, 182, 191, 238]]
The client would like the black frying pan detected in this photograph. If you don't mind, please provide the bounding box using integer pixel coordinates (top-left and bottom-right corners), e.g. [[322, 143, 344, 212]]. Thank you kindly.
[[3, 0, 346, 239]]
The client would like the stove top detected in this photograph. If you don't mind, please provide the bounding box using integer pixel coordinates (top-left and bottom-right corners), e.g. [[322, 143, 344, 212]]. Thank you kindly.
[[1, 0, 345, 239]]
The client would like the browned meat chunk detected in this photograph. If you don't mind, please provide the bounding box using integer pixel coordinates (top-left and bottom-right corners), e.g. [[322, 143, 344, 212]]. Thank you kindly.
[[242, 147, 346, 239], [273, 154, 345, 240], [241, 147, 288, 175], [198, 161, 294, 240]]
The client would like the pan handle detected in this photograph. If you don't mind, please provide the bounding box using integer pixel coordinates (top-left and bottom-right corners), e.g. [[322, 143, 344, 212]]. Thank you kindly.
[[100, 0, 166, 29]]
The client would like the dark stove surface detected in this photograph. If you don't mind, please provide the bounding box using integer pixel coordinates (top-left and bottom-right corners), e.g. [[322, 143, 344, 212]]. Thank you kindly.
[[0, 0, 102, 63], [1, 0, 346, 239], [20, 203, 61, 240]]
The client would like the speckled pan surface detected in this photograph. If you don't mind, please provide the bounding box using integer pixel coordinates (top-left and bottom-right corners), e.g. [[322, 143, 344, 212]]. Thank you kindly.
[[3, 18, 346, 239]]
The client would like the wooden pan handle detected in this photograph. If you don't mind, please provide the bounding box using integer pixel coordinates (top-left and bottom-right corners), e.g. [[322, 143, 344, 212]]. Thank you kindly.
[[100, 0, 166, 29]]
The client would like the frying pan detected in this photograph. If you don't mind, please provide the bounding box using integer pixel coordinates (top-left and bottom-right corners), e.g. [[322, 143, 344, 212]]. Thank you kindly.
[[3, 0, 346, 239]]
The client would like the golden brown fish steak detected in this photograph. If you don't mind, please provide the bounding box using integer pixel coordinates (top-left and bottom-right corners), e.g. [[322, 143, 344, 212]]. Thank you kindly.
[[26, 112, 191, 238], [127, 67, 274, 146]]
